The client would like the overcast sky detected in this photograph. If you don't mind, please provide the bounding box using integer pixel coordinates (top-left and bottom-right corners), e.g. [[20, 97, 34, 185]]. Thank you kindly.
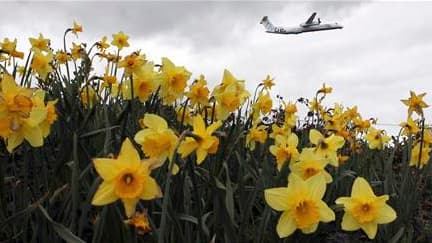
[[1, 1, 431, 133]]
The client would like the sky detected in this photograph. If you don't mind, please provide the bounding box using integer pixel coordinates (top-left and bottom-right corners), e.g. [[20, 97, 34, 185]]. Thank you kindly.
[[1, 1, 431, 134]]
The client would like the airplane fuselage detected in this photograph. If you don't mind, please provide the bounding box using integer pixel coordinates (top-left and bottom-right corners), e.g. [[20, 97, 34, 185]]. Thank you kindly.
[[267, 23, 343, 34]]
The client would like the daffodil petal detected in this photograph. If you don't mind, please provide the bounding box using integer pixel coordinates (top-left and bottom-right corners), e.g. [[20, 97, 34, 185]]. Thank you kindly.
[[300, 223, 318, 234], [122, 198, 139, 218], [118, 138, 140, 169], [196, 148, 208, 165], [318, 201, 335, 222], [361, 222, 378, 239], [276, 211, 297, 238], [22, 125, 43, 147], [309, 129, 322, 145], [340, 212, 360, 231], [193, 115, 206, 135], [307, 174, 326, 200], [143, 114, 167, 130], [375, 204, 397, 224], [178, 138, 198, 158], [351, 177, 376, 198], [7, 133, 24, 152], [93, 158, 123, 181], [91, 181, 118, 206], [264, 187, 290, 211], [140, 177, 162, 200]]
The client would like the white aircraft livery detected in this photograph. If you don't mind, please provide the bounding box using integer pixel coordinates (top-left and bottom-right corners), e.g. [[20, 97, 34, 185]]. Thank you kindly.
[[260, 13, 343, 35]]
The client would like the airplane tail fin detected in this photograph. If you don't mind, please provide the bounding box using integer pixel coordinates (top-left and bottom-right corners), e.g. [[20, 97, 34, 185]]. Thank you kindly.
[[260, 16, 275, 31]]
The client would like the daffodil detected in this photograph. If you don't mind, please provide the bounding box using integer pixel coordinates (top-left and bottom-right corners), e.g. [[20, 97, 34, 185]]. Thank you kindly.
[[336, 177, 397, 239], [29, 33, 50, 52], [289, 148, 332, 183], [269, 124, 291, 139], [111, 31, 130, 50], [160, 57, 191, 104], [246, 123, 268, 151], [30, 50, 53, 80], [365, 127, 391, 150], [309, 129, 345, 167], [71, 21, 83, 37], [134, 114, 179, 174], [317, 83, 332, 94], [186, 75, 210, 107], [0, 75, 47, 152], [0, 38, 24, 59], [125, 210, 152, 235], [178, 115, 222, 164], [400, 117, 420, 136], [212, 70, 250, 120], [409, 142, 431, 168], [32, 90, 57, 138], [80, 85, 97, 108], [97, 36, 110, 51], [54, 50, 70, 65], [401, 91, 429, 117], [252, 91, 273, 120], [269, 134, 299, 170], [265, 174, 335, 238], [131, 62, 158, 102], [70, 43, 82, 60], [118, 52, 146, 75], [262, 74, 275, 90], [92, 138, 162, 217], [284, 101, 298, 128]]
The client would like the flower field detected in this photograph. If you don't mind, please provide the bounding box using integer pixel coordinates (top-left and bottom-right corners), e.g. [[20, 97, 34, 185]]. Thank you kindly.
[[0, 23, 431, 243]]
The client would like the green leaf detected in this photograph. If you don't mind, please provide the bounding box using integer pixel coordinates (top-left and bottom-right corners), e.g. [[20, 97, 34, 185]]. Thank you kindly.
[[38, 205, 86, 243]]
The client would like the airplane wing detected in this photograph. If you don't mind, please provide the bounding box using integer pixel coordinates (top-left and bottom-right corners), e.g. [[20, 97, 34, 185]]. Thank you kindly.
[[305, 12, 317, 24]]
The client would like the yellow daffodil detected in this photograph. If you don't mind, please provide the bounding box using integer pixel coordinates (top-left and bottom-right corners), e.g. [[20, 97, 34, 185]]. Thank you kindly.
[[309, 129, 345, 167], [0, 75, 47, 152], [80, 85, 97, 108], [365, 127, 390, 150], [265, 174, 335, 238], [212, 70, 250, 120], [125, 210, 152, 235], [92, 138, 162, 217], [118, 52, 146, 75], [336, 177, 396, 239], [97, 36, 110, 51], [131, 62, 158, 102], [134, 114, 179, 174], [289, 148, 332, 183], [409, 142, 431, 169], [160, 57, 191, 104], [70, 43, 83, 60], [284, 101, 298, 128], [317, 83, 332, 94], [262, 74, 275, 90], [30, 50, 53, 80], [71, 21, 83, 36], [246, 124, 268, 151], [186, 75, 210, 107], [252, 91, 273, 119], [269, 124, 291, 139], [178, 115, 222, 164], [0, 38, 24, 59], [31, 90, 57, 138], [401, 91, 429, 117], [269, 134, 299, 170], [29, 33, 50, 52], [111, 31, 130, 50], [55, 50, 70, 65], [400, 117, 420, 136]]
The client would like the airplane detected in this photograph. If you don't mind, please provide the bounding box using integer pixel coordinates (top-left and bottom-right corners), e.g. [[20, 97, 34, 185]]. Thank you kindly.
[[260, 13, 343, 35]]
